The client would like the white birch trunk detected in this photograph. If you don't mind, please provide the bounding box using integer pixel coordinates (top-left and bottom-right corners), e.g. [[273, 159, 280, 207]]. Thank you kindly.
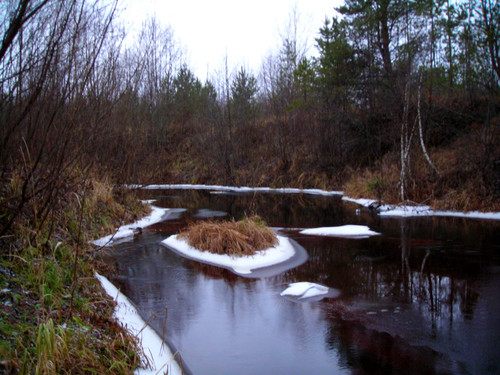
[[417, 79, 441, 177]]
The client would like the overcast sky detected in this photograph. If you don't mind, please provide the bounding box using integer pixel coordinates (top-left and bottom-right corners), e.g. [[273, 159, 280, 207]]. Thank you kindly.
[[120, 0, 343, 79]]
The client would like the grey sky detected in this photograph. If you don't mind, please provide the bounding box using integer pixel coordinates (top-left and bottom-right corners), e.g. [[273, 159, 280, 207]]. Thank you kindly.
[[121, 0, 342, 78]]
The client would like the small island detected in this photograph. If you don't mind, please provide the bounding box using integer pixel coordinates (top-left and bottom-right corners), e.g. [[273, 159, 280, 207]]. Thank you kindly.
[[162, 216, 296, 275]]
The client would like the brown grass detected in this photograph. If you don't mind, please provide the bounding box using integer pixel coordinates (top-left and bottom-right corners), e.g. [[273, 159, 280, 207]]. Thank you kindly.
[[342, 153, 400, 203], [178, 216, 278, 257], [342, 135, 500, 212]]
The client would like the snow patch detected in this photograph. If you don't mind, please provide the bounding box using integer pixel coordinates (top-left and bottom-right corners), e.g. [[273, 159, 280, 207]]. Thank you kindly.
[[342, 197, 378, 207], [161, 235, 295, 275], [95, 273, 182, 375], [92, 206, 169, 247], [280, 282, 329, 299], [300, 225, 380, 238]]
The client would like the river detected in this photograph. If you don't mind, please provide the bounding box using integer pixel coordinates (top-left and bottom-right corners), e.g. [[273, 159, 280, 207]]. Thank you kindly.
[[105, 188, 500, 375]]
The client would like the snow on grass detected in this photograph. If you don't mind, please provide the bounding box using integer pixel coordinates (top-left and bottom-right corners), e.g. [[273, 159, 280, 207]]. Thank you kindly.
[[92, 206, 169, 247], [343, 197, 500, 220], [280, 282, 329, 299], [342, 196, 378, 207], [162, 235, 295, 276], [300, 225, 380, 238], [130, 184, 343, 196], [95, 273, 182, 375]]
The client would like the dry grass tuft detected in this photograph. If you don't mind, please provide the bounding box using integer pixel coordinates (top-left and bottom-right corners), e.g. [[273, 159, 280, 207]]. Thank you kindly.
[[342, 154, 401, 203], [178, 216, 278, 257]]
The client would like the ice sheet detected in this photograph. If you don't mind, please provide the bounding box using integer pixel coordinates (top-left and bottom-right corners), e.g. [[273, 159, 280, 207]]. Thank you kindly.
[[343, 197, 500, 220], [130, 184, 343, 196], [300, 225, 380, 238]]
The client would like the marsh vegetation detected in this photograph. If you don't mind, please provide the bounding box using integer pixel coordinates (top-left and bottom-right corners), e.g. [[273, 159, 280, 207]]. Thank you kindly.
[[178, 216, 278, 256]]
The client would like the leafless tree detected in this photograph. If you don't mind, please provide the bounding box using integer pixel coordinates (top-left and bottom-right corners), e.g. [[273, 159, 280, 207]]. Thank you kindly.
[[0, 0, 119, 240]]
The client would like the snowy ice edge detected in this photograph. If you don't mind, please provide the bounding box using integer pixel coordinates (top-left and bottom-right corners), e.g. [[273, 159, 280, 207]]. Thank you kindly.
[[95, 273, 182, 375], [127, 183, 344, 196], [162, 235, 295, 275], [126, 184, 499, 220], [92, 206, 170, 247], [342, 196, 500, 220]]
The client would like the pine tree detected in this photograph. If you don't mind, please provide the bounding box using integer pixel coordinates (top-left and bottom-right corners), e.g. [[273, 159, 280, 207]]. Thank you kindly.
[[230, 67, 258, 127]]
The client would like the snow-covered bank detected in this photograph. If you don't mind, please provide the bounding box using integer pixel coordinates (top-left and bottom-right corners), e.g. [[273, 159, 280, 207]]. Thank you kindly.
[[130, 183, 343, 196], [129, 184, 500, 221], [92, 206, 170, 247], [162, 235, 295, 276], [95, 273, 183, 375], [300, 225, 380, 239], [343, 197, 500, 220]]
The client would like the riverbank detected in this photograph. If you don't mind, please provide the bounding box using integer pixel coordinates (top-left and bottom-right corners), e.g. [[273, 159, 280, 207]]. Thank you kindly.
[[0, 177, 150, 374], [95, 273, 183, 375]]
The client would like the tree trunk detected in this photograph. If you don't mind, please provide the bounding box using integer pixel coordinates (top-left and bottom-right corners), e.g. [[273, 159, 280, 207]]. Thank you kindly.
[[377, 0, 393, 77]]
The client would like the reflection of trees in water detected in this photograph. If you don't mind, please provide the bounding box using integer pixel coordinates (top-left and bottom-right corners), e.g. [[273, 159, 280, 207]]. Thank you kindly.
[[324, 316, 452, 375], [396, 220, 480, 329], [110, 241, 203, 339], [290, 219, 491, 374], [290, 221, 483, 335], [143, 189, 349, 229]]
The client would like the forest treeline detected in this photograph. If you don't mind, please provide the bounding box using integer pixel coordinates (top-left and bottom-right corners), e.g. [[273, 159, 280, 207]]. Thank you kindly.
[[1, 0, 499, 241]]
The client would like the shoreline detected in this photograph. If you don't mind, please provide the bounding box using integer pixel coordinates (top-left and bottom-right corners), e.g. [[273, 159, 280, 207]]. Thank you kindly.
[[93, 206, 183, 374], [131, 184, 500, 221], [95, 273, 184, 375]]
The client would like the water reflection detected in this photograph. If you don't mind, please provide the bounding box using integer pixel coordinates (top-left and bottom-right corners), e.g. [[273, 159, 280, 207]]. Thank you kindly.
[[109, 189, 500, 374]]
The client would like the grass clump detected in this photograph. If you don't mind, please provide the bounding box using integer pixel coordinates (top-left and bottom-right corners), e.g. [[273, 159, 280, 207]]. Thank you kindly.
[[178, 216, 278, 257]]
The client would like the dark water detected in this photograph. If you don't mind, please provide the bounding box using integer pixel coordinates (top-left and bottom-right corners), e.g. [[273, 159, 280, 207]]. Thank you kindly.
[[106, 189, 500, 375]]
